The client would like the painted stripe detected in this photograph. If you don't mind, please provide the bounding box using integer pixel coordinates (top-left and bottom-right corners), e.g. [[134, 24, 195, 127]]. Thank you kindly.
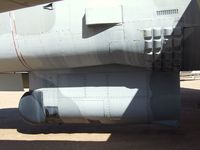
[[9, 12, 32, 70]]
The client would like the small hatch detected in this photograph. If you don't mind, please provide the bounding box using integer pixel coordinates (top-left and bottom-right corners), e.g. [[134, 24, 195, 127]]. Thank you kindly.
[[85, 5, 123, 25]]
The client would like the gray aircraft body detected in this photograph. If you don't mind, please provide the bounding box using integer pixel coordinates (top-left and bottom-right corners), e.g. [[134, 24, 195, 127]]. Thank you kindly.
[[0, 0, 199, 125]]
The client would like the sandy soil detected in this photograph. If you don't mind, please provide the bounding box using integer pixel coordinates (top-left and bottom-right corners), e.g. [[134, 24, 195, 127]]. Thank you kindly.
[[0, 80, 199, 150]]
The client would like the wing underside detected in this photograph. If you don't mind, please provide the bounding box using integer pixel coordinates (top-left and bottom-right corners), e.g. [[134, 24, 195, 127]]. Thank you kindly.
[[0, 0, 60, 12]]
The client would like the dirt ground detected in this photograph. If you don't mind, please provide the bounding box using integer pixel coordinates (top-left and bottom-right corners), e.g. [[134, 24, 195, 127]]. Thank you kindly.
[[0, 79, 199, 150]]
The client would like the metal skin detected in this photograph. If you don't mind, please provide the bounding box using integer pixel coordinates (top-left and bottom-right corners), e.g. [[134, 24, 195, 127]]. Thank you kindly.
[[0, 0, 190, 72], [0, 0, 60, 13], [19, 65, 180, 125], [0, 0, 199, 125]]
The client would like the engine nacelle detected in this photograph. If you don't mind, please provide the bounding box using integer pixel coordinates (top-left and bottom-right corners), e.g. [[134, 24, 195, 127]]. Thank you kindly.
[[19, 66, 180, 125]]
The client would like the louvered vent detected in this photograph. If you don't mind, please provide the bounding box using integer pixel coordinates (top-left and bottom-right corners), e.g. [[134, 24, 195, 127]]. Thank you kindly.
[[157, 9, 179, 16]]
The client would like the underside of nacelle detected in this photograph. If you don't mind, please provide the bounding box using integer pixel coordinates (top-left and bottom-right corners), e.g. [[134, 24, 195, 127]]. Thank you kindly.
[[18, 65, 180, 126]]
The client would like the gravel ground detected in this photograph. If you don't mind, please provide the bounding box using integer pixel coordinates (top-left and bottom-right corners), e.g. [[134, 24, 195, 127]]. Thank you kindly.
[[0, 80, 199, 150]]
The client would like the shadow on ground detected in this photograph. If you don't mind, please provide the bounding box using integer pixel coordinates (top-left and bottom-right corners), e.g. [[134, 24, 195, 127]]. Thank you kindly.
[[0, 87, 199, 150]]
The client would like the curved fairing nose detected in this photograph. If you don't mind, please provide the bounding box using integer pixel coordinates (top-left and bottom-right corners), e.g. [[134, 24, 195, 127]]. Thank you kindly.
[[19, 93, 46, 124]]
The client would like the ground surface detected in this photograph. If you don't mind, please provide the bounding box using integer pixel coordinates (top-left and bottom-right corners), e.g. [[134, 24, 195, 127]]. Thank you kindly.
[[0, 79, 199, 150]]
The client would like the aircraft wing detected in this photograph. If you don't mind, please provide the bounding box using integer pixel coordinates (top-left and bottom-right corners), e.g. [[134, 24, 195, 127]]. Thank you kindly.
[[0, 0, 60, 12]]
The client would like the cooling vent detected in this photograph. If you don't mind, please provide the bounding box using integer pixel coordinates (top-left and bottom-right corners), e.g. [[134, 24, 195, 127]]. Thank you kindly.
[[157, 9, 179, 16]]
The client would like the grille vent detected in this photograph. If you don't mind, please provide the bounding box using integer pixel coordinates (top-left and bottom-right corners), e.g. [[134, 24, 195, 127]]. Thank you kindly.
[[157, 9, 179, 16]]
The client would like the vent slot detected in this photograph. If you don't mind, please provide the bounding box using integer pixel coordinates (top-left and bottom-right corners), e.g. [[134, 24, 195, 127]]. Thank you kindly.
[[157, 9, 179, 16]]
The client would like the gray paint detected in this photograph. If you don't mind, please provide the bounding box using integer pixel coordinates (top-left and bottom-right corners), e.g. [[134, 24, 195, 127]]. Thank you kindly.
[[14, 6, 56, 35], [0, 0, 192, 72], [1, 0, 200, 124], [0, 73, 23, 91], [0, 13, 11, 34], [19, 65, 180, 124], [19, 92, 46, 123]]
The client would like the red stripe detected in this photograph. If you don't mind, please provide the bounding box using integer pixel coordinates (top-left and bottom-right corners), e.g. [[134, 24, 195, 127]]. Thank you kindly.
[[9, 12, 32, 70]]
